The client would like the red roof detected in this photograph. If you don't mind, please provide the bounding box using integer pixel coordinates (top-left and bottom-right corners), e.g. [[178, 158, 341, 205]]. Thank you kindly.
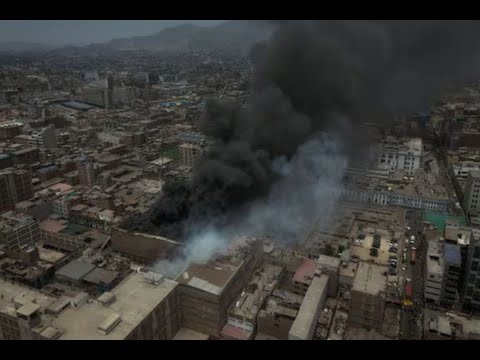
[[292, 258, 317, 283], [39, 219, 67, 233], [220, 324, 252, 340]]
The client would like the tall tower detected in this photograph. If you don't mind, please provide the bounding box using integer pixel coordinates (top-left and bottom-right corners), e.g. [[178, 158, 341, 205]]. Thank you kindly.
[[76, 154, 96, 187], [463, 170, 480, 216]]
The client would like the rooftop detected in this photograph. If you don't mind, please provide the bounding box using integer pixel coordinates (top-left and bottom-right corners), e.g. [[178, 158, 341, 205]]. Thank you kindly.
[[352, 262, 387, 296], [82, 268, 119, 286], [51, 272, 177, 340], [55, 259, 96, 282], [317, 254, 341, 269], [289, 275, 329, 340], [444, 244, 462, 266], [229, 264, 283, 321], [176, 262, 239, 296], [173, 327, 209, 340], [292, 258, 317, 284], [427, 240, 444, 276]]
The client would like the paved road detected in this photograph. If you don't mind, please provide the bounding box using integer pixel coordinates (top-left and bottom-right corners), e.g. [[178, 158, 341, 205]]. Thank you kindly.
[[400, 210, 426, 340]]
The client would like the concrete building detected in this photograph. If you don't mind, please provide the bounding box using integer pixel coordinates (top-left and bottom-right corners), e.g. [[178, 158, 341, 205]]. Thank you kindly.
[[462, 232, 480, 313], [0, 272, 181, 340], [343, 168, 452, 212], [288, 274, 329, 340], [425, 240, 444, 305], [463, 170, 480, 216], [441, 244, 462, 307], [256, 289, 303, 340], [176, 237, 263, 336], [179, 143, 203, 168], [220, 263, 283, 340], [316, 254, 340, 297], [374, 137, 423, 176], [28, 126, 57, 149], [425, 309, 480, 340], [0, 169, 33, 213], [348, 262, 387, 331], [11, 147, 39, 166], [81, 87, 112, 109], [113, 86, 138, 105], [288, 258, 318, 296], [76, 154, 95, 187], [0, 212, 41, 251], [110, 227, 181, 264], [0, 122, 23, 140]]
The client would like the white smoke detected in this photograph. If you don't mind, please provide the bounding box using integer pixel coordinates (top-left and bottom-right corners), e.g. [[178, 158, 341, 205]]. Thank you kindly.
[[152, 133, 348, 278]]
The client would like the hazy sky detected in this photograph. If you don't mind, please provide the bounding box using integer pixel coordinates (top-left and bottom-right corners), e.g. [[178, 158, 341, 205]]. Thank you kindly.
[[0, 20, 226, 46]]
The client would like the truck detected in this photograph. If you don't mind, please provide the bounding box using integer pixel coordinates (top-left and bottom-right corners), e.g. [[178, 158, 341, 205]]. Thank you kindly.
[[405, 282, 413, 299], [403, 281, 413, 307], [411, 248, 417, 265]]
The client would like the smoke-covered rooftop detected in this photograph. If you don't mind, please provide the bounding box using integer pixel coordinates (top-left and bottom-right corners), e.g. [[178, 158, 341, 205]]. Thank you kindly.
[[123, 20, 480, 270]]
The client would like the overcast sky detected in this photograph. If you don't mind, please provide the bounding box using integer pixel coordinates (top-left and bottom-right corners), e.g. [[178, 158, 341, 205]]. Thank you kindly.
[[0, 20, 226, 46]]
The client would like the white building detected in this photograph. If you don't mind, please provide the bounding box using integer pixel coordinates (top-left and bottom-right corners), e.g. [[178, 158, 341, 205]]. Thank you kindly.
[[374, 137, 422, 176], [343, 188, 451, 212], [452, 162, 480, 179], [425, 240, 444, 305], [463, 171, 480, 216]]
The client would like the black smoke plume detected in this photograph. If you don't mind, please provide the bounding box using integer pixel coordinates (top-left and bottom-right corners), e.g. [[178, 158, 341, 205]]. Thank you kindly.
[[123, 21, 480, 242]]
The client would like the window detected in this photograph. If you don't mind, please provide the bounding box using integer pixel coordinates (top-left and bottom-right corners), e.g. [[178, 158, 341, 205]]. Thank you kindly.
[[466, 286, 474, 297], [476, 278, 480, 288], [472, 261, 479, 272], [474, 246, 480, 259], [473, 291, 480, 302], [469, 273, 476, 283]]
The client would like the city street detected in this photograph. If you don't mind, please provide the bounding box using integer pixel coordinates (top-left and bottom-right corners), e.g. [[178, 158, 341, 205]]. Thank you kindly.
[[400, 210, 426, 340]]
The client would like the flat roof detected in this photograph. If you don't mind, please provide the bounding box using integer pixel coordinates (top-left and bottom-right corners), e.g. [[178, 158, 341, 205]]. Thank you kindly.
[[317, 254, 341, 269], [53, 273, 178, 340], [0, 278, 55, 314], [352, 262, 387, 296], [38, 246, 67, 264], [17, 302, 41, 317], [292, 258, 317, 284], [177, 260, 242, 295], [83, 268, 119, 286], [12, 147, 38, 155], [444, 244, 462, 266], [289, 275, 328, 340], [56, 259, 96, 281], [173, 327, 209, 340], [39, 219, 67, 233]]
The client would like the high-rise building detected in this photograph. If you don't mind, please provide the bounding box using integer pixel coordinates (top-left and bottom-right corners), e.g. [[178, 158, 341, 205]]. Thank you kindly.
[[28, 126, 57, 149], [113, 86, 138, 105], [0, 272, 181, 340], [462, 230, 480, 313], [76, 155, 96, 187], [463, 171, 480, 216], [176, 237, 263, 336], [425, 240, 444, 305], [81, 88, 113, 109], [179, 143, 203, 168], [0, 211, 41, 251], [348, 262, 386, 331], [0, 169, 33, 213], [441, 244, 462, 307]]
